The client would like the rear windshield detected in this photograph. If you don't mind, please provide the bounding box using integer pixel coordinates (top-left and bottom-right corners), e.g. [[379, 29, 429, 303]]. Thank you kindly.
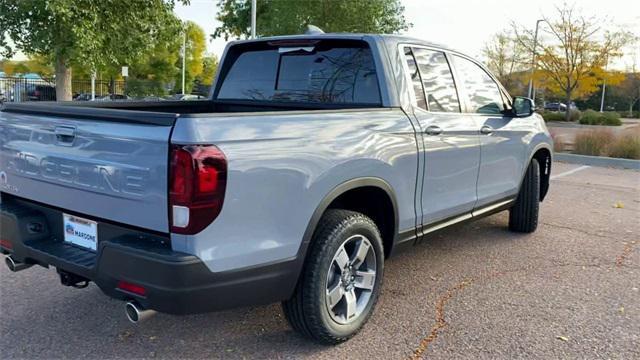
[[216, 40, 381, 105]]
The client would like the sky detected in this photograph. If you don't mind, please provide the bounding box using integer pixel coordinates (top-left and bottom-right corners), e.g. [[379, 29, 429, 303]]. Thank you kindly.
[[175, 0, 640, 70], [4, 0, 639, 69]]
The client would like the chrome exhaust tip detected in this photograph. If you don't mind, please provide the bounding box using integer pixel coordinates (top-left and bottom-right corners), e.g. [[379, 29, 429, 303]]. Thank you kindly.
[[5, 256, 33, 272], [125, 301, 156, 323]]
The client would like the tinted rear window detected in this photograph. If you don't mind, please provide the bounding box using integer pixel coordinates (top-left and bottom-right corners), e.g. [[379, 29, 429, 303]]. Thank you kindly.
[[216, 40, 381, 105]]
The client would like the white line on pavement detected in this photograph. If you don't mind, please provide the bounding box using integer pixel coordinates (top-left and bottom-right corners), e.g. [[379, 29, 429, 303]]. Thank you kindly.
[[551, 165, 591, 180]]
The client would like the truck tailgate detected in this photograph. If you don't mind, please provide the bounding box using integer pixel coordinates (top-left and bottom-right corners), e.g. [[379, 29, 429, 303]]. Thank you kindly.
[[0, 109, 175, 232]]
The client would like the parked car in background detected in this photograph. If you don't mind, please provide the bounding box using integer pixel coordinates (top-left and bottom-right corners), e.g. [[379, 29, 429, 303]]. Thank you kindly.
[[166, 94, 207, 101], [8, 82, 56, 101], [544, 102, 577, 112], [27, 84, 56, 101], [95, 94, 129, 101], [544, 102, 566, 112], [1, 33, 553, 344], [74, 93, 93, 101]]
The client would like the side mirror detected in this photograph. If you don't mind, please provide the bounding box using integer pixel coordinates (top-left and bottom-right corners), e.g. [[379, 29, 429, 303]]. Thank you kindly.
[[512, 96, 535, 117]]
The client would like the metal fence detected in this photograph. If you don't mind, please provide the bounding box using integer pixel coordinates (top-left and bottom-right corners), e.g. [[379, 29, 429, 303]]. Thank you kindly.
[[0, 77, 127, 102], [0, 76, 211, 103]]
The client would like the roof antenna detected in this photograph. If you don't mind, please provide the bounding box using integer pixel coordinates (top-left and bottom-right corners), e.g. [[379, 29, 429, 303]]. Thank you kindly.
[[305, 25, 325, 35]]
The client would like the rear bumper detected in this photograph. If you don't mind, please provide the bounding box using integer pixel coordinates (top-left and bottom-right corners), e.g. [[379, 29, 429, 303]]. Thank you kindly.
[[0, 194, 299, 314]]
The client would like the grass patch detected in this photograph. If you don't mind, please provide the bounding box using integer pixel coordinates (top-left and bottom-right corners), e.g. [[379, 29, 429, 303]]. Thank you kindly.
[[607, 130, 640, 160], [550, 131, 566, 152], [574, 129, 614, 156], [573, 128, 640, 159]]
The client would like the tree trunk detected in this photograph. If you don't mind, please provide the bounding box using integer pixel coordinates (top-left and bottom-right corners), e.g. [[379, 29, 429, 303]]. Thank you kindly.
[[564, 90, 572, 121], [55, 56, 72, 101]]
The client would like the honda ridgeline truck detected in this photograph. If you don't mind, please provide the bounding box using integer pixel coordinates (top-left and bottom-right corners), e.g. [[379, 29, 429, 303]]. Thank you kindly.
[[0, 33, 552, 344]]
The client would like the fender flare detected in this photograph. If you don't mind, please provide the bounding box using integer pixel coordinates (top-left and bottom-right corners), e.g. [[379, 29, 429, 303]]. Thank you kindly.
[[300, 177, 399, 250], [287, 177, 400, 289]]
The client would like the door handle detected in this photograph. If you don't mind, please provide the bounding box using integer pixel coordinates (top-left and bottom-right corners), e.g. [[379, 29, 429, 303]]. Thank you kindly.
[[424, 125, 443, 136], [54, 126, 76, 145], [480, 125, 494, 135]]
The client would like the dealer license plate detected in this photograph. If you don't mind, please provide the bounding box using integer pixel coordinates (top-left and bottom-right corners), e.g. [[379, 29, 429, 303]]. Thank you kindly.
[[63, 214, 98, 251]]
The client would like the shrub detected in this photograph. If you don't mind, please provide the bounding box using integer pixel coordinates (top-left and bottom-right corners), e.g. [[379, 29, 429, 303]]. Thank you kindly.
[[542, 111, 566, 122], [574, 129, 614, 156], [579, 110, 622, 126], [607, 132, 640, 160], [543, 110, 581, 122], [568, 109, 582, 122]]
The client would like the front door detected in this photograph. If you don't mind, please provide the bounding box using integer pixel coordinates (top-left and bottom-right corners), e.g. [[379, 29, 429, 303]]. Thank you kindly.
[[402, 47, 481, 226], [450, 55, 526, 207]]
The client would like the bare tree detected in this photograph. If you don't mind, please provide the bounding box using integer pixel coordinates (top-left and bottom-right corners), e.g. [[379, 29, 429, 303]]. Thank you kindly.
[[483, 31, 528, 95], [514, 4, 633, 120], [611, 67, 640, 117]]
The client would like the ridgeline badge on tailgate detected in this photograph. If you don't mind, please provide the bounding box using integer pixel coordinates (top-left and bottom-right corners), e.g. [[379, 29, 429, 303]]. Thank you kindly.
[[4, 152, 148, 198], [0, 171, 19, 193]]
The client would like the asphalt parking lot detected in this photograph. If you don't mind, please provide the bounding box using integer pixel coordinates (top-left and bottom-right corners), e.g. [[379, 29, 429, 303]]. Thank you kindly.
[[1, 162, 638, 359]]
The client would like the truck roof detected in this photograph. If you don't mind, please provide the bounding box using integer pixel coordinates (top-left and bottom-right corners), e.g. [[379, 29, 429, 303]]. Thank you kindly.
[[225, 33, 462, 56]]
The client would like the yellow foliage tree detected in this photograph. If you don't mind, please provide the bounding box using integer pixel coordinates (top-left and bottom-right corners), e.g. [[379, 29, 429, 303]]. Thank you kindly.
[[515, 4, 633, 120]]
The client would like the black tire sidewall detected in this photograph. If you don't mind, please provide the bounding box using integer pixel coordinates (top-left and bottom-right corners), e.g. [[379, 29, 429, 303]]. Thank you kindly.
[[306, 213, 385, 339]]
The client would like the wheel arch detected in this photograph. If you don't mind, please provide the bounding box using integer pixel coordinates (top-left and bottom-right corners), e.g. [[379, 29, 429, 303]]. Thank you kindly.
[[527, 144, 553, 201], [298, 177, 399, 262]]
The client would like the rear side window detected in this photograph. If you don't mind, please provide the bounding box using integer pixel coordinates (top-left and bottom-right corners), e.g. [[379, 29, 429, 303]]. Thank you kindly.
[[407, 47, 460, 113], [403, 47, 428, 110], [216, 40, 381, 105], [452, 55, 505, 114]]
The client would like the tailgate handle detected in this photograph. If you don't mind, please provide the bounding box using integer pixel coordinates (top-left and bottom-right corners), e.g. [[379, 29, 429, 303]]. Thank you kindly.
[[54, 126, 76, 145]]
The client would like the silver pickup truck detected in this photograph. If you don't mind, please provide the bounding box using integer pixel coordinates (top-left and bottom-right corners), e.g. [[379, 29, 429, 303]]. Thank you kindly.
[[0, 34, 552, 344]]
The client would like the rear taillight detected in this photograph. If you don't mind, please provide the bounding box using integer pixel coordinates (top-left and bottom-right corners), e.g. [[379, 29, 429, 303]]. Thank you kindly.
[[169, 145, 227, 234], [0, 239, 13, 250]]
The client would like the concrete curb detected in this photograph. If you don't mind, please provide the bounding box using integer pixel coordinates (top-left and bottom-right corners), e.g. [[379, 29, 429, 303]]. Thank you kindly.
[[554, 153, 640, 170]]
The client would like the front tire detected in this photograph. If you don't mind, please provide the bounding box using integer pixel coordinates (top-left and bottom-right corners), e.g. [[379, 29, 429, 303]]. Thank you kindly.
[[282, 209, 384, 344], [509, 158, 540, 233]]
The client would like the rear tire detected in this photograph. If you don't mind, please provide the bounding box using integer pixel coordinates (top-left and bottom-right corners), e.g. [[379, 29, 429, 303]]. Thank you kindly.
[[282, 209, 384, 344], [509, 158, 540, 233]]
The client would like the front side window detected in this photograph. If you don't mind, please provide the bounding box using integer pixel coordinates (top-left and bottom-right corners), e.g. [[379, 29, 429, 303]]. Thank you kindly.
[[412, 48, 461, 113], [452, 55, 505, 114], [217, 40, 381, 105]]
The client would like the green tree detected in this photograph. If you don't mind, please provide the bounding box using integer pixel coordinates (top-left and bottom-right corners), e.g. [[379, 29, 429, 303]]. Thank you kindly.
[[0, 57, 54, 77], [610, 70, 640, 117], [0, 0, 186, 100], [513, 4, 634, 120], [197, 55, 219, 86], [174, 21, 207, 94], [212, 0, 410, 40]]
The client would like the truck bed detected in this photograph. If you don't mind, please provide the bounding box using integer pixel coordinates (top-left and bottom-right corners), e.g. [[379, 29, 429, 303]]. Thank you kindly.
[[2, 99, 382, 126]]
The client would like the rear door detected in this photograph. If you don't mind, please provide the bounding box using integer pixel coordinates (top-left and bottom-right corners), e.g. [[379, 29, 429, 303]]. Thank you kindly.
[[0, 107, 174, 232], [401, 46, 481, 226], [450, 55, 527, 207]]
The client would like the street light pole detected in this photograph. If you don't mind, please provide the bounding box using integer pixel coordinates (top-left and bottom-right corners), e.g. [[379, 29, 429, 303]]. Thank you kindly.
[[250, 0, 257, 39], [527, 19, 544, 101], [599, 55, 608, 112], [181, 28, 186, 95]]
